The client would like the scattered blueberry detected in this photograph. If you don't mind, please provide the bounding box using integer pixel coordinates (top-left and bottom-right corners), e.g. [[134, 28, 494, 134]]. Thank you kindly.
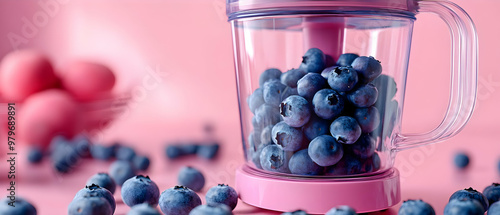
[[73, 134, 92, 158], [133, 155, 151, 171], [159, 185, 202, 215], [178, 166, 205, 192], [312, 89, 345, 120], [325, 205, 357, 215], [330, 116, 362, 144], [484, 183, 500, 206], [121, 175, 160, 207], [116, 145, 136, 161], [178, 144, 200, 155], [90, 144, 114, 161], [281, 68, 306, 88], [349, 134, 376, 159], [444, 198, 484, 215], [308, 135, 343, 167], [51, 142, 81, 173], [489, 201, 500, 215], [166, 145, 183, 159], [398, 199, 435, 215], [254, 103, 281, 129], [280, 95, 311, 127], [189, 204, 233, 215], [259, 144, 290, 173], [282, 209, 310, 215], [205, 184, 238, 210], [0, 197, 37, 215], [86, 173, 117, 194], [248, 88, 265, 114], [336, 53, 360, 67], [74, 184, 116, 213], [109, 160, 137, 186], [197, 143, 220, 159], [449, 187, 489, 211], [327, 66, 358, 92], [271, 121, 304, 152], [289, 149, 322, 175], [299, 48, 326, 73], [68, 196, 113, 215], [263, 80, 288, 106], [302, 116, 330, 141], [259, 68, 282, 87], [127, 203, 162, 215], [351, 56, 382, 84], [353, 106, 381, 133], [297, 73, 327, 100], [347, 84, 378, 108], [454, 153, 470, 169], [27, 147, 43, 164]]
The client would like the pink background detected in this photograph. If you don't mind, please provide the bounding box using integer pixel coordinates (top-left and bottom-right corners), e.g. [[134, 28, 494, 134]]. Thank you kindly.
[[0, 0, 499, 214]]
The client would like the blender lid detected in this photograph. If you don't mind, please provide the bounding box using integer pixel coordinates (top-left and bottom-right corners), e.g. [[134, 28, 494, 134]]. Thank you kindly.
[[226, 0, 419, 20]]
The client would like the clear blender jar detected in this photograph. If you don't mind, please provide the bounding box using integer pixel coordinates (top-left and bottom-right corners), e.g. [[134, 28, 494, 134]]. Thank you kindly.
[[227, 0, 477, 213]]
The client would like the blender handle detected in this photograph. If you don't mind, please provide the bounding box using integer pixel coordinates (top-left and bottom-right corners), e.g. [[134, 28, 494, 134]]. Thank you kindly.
[[394, 0, 478, 151]]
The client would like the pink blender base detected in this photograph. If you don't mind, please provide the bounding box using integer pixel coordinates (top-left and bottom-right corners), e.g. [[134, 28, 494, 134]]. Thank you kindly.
[[236, 165, 401, 214]]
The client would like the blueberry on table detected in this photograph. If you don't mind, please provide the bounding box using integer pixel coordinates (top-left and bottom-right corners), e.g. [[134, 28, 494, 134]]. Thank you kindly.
[[444, 198, 484, 215], [281, 209, 310, 215], [0, 197, 37, 215], [74, 184, 116, 213], [398, 199, 435, 215], [90, 144, 113, 161], [302, 116, 330, 141], [68, 196, 113, 215], [281, 68, 306, 88], [159, 186, 202, 215], [330, 116, 362, 145], [179, 144, 199, 155], [165, 145, 183, 159], [327, 66, 359, 92], [121, 175, 160, 207], [271, 121, 304, 152], [353, 106, 381, 133], [259, 68, 282, 87], [263, 80, 288, 106], [280, 95, 311, 127], [454, 152, 470, 169], [347, 84, 378, 108], [259, 144, 290, 173], [133, 155, 151, 171], [27, 147, 43, 164], [205, 184, 238, 210], [449, 187, 489, 211], [116, 145, 137, 161], [197, 143, 220, 159], [127, 203, 162, 215], [247, 88, 265, 114], [348, 134, 376, 159], [178, 166, 206, 192], [299, 48, 327, 74], [288, 149, 322, 175], [189, 204, 233, 215], [308, 135, 344, 167], [109, 160, 137, 186], [297, 73, 327, 101], [336, 53, 360, 67], [51, 142, 81, 173], [86, 173, 117, 194], [72, 133, 92, 158], [312, 89, 345, 120], [489, 201, 500, 215], [484, 183, 500, 205], [325, 205, 357, 215]]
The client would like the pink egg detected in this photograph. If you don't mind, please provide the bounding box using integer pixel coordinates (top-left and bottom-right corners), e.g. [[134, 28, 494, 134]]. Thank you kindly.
[[18, 90, 83, 149], [61, 61, 116, 100], [0, 50, 59, 102]]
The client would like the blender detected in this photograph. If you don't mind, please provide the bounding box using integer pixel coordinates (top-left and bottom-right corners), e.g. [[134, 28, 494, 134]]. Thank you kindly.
[[226, 0, 478, 213]]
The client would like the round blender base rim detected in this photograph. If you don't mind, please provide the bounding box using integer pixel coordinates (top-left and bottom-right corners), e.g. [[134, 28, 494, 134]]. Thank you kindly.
[[235, 165, 401, 214]]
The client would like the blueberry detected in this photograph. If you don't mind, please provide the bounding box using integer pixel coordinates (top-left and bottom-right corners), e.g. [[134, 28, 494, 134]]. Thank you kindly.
[[72, 133, 92, 158], [159, 185, 202, 215], [86, 173, 117, 194], [371, 74, 397, 100], [116, 145, 136, 161], [449, 187, 489, 211], [308, 135, 343, 167], [49, 135, 71, 153], [260, 125, 274, 146], [347, 84, 378, 108], [248, 132, 259, 152], [336, 53, 360, 67], [353, 107, 381, 133], [363, 153, 381, 173], [254, 103, 281, 130], [302, 116, 330, 141], [259, 68, 282, 87], [398, 199, 435, 215], [484, 183, 500, 206], [489, 201, 500, 215], [351, 56, 382, 84], [27, 147, 43, 164], [178, 166, 205, 192], [0, 197, 37, 215], [312, 89, 345, 120], [121, 175, 160, 207], [327, 66, 358, 92], [444, 198, 484, 215], [252, 143, 272, 169], [271, 122, 304, 152], [127, 203, 162, 215], [68, 196, 113, 215], [133, 155, 151, 171], [189, 204, 233, 215], [51, 142, 81, 173], [178, 144, 200, 155], [166, 145, 183, 159], [205, 184, 238, 210], [325, 205, 357, 215], [281, 209, 310, 215], [259, 144, 290, 173], [197, 143, 220, 159], [248, 88, 265, 114], [330, 116, 362, 144], [348, 134, 376, 159], [280, 95, 311, 127], [281, 68, 306, 88], [321, 67, 333, 79], [297, 73, 327, 100], [454, 153, 470, 169], [299, 48, 326, 73], [90, 144, 113, 160], [326, 154, 364, 175], [263, 80, 288, 106], [109, 160, 137, 186], [74, 184, 116, 213], [289, 149, 322, 175]]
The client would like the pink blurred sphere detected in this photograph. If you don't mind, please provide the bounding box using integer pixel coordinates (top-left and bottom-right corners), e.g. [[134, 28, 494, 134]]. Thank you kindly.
[[61, 61, 116, 100], [0, 50, 59, 102], [19, 90, 83, 148]]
